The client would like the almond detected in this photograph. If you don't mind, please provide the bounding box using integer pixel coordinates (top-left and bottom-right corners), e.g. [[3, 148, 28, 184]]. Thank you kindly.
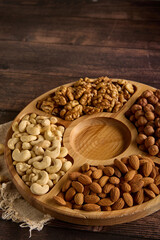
[[114, 167, 122, 178], [53, 196, 66, 206], [69, 172, 81, 180], [109, 176, 120, 185], [81, 163, 90, 172], [129, 155, 140, 170], [99, 176, 109, 187], [98, 192, 107, 198], [74, 193, 84, 205], [78, 174, 92, 185], [98, 164, 105, 170], [150, 167, 157, 179], [130, 180, 144, 193], [85, 195, 100, 204], [124, 170, 136, 182], [142, 177, 154, 187], [144, 188, 156, 199], [65, 187, 76, 201], [110, 187, 120, 202], [72, 181, 84, 193], [129, 174, 143, 184], [62, 179, 72, 192], [142, 162, 153, 177], [103, 183, 114, 193], [154, 175, 160, 186], [135, 189, 144, 204], [120, 182, 131, 192], [83, 185, 90, 196], [148, 183, 160, 195], [114, 159, 128, 173], [90, 166, 97, 171], [89, 182, 102, 194], [83, 204, 100, 211], [98, 198, 114, 206], [92, 169, 103, 179], [84, 170, 92, 176], [103, 166, 114, 176], [102, 206, 112, 211], [73, 204, 82, 210], [112, 198, 125, 210], [121, 157, 129, 165], [123, 193, 133, 207], [65, 201, 72, 209], [57, 192, 64, 199]]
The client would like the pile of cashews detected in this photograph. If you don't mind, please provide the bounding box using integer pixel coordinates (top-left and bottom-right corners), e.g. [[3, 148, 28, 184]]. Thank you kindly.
[[8, 113, 72, 195]]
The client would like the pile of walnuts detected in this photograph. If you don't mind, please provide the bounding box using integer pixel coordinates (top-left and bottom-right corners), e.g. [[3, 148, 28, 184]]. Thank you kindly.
[[37, 77, 135, 121], [126, 89, 160, 156]]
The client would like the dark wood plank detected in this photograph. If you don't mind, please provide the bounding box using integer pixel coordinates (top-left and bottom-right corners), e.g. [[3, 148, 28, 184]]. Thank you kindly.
[[0, 15, 160, 50], [0, 218, 148, 240], [0, 0, 160, 21], [0, 111, 18, 124]]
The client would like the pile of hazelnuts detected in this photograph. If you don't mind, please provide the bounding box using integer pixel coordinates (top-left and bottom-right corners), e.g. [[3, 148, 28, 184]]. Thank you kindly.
[[126, 89, 160, 157]]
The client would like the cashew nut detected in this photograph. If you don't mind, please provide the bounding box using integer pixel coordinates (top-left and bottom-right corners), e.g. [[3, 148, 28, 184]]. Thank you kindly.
[[22, 114, 30, 121], [61, 161, 72, 172], [57, 125, 65, 134], [30, 113, 37, 119], [22, 142, 32, 150], [22, 174, 29, 182], [28, 156, 43, 164], [15, 141, 22, 150], [30, 183, 49, 195], [30, 118, 37, 125], [46, 158, 62, 173], [12, 131, 21, 138], [26, 124, 41, 135], [8, 138, 19, 150], [58, 147, 68, 158], [19, 120, 29, 132], [33, 156, 51, 170], [33, 146, 44, 155], [20, 135, 37, 143], [30, 150, 36, 158], [41, 119, 50, 127], [44, 129, 56, 141], [16, 162, 31, 173], [44, 147, 60, 159], [30, 135, 44, 146], [12, 122, 19, 132], [49, 173, 58, 180], [37, 140, 51, 149], [12, 149, 31, 162], [50, 117, 57, 124], [37, 171, 49, 185], [47, 179, 53, 188]]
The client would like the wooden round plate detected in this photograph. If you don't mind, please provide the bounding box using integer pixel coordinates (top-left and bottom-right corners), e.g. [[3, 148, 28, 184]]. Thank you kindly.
[[4, 79, 160, 226]]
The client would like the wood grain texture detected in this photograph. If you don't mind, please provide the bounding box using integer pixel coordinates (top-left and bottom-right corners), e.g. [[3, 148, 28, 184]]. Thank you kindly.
[[4, 80, 160, 226], [0, 0, 160, 239]]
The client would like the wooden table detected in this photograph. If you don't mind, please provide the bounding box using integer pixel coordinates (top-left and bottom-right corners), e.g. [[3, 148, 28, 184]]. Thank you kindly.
[[0, 0, 160, 239]]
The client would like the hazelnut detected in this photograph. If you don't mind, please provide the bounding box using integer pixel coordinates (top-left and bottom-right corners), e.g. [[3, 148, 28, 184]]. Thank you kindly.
[[138, 98, 148, 107], [141, 90, 153, 98], [148, 145, 159, 156], [144, 136, 155, 148], [144, 125, 154, 136], [135, 110, 144, 119], [136, 133, 147, 144], [155, 128, 160, 138], [137, 116, 148, 126], [155, 118, 160, 128], [155, 89, 160, 99], [139, 144, 147, 152], [125, 109, 132, 118], [129, 115, 136, 122], [146, 121, 155, 128], [155, 105, 160, 116], [144, 104, 154, 112], [145, 111, 155, 121], [131, 104, 142, 114], [148, 95, 158, 105], [138, 126, 145, 133], [156, 139, 160, 148]]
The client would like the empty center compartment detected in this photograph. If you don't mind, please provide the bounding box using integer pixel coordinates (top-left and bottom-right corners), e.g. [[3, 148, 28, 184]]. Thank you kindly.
[[70, 117, 131, 160]]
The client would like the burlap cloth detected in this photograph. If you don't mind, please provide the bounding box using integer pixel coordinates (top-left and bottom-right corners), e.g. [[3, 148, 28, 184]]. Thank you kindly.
[[0, 122, 52, 237]]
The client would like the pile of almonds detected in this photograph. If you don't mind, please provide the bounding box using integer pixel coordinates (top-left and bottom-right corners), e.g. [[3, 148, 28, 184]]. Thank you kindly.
[[53, 155, 160, 211], [126, 89, 160, 156], [37, 77, 135, 121]]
